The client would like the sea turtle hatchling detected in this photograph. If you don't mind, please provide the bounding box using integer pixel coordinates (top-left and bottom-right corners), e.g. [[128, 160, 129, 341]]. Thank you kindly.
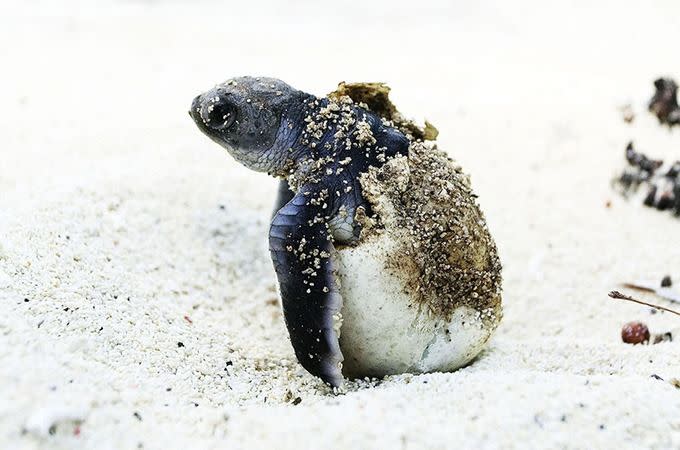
[[190, 77, 502, 387]]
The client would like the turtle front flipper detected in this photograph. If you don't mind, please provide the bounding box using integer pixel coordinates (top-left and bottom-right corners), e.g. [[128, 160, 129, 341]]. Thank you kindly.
[[271, 180, 295, 219], [269, 186, 344, 387]]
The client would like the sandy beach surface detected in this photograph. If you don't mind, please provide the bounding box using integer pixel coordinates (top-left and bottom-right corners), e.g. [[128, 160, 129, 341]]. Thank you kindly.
[[2, 0, 680, 448]]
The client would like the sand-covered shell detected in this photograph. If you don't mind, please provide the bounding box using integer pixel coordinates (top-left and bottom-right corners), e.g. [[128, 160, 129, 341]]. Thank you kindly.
[[333, 139, 502, 378]]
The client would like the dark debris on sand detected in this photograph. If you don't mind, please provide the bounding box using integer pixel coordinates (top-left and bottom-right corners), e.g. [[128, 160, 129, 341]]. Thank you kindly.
[[616, 77, 680, 213], [649, 78, 680, 126], [614, 142, 680, 217]]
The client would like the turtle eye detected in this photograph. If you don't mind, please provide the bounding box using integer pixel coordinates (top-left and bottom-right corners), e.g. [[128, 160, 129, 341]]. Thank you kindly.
[[204, 99, 237, 130]]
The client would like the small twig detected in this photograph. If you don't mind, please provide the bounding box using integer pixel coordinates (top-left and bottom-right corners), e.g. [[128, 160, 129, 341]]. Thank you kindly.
[[622, 282, 680, 304], [609, 290, 680, 317], [621, 283, 656, 294]]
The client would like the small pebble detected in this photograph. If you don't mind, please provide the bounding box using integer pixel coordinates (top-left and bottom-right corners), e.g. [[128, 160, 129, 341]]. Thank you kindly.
[[621, 321, 650, 344], [620, 104, 635, 123], [661, 275, 672, 287]]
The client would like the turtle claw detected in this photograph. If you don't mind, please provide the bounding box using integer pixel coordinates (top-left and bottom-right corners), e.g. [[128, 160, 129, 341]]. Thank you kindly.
[[269, 187, 345, 387]]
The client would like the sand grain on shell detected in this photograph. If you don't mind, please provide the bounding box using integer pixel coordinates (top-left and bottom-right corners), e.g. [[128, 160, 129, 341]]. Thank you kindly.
[[359, 142, 502, 324]]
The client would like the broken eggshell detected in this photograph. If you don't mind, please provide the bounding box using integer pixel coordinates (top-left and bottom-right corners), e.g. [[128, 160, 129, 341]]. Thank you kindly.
[[324, 109, 503, 379], [336, 233, 497, 377]]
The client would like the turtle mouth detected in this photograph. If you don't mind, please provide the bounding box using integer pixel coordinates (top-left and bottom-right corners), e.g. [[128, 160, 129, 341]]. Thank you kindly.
[[189, 95, 206, 130]]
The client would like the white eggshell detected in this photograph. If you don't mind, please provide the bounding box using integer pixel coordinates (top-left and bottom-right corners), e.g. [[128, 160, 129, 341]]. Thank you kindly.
[[335, 233, 494, 378]]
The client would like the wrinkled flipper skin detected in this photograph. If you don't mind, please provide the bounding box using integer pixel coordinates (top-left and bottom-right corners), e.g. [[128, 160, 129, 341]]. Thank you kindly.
[[272, 180, 295, 219], [269, 186, 344, 387]]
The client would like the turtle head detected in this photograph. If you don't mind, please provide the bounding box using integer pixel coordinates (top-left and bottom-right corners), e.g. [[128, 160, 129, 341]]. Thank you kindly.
[[190, 76, 310, 173]]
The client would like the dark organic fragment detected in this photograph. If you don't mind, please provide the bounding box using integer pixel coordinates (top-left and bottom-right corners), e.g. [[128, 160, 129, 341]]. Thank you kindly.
[[613, 142, 680, 217], [625, 142, 662, 174], [653, 332, 673, 344], [612, 78, 680, 217], [649, 78, 680, 125], [621, 321, 650, 344], [643, 185, 657, 206]]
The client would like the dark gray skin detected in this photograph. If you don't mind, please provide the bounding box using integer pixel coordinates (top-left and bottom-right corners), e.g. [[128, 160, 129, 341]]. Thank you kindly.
[[190, 77, 410, 387]]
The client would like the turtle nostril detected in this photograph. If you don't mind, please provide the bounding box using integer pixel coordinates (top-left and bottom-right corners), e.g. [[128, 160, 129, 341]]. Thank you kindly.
[[203, 99, 237, 130]]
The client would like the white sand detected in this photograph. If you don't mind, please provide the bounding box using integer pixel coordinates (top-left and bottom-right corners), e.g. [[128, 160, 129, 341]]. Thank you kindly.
[[2, 0, 680, 448]]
